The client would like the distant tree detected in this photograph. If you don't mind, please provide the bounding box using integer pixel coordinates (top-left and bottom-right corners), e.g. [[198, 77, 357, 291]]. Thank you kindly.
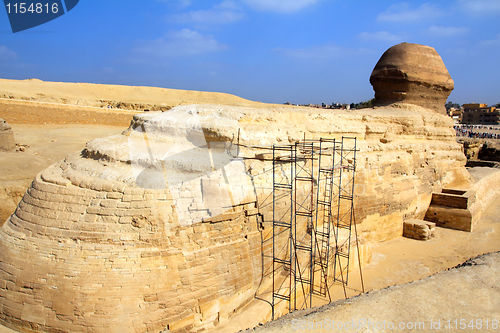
[[446, 101, 461, 109], [354, 98, 375, 109]]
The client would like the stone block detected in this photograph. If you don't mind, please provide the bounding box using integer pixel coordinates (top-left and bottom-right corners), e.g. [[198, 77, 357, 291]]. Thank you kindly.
[[41, 168, 71, 187], [0, 119, 15, 151], [106, 192, 123, 200], [101, 181, 114, 192], [0, 262, 22, 277], [100, 199, 119, 208], [117, 202, 131, 209], [403, 219, 435, 241]]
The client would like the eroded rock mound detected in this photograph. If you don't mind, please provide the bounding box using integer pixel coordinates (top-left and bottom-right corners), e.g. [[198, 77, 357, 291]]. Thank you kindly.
[[0, 104, 470, 333], [370, 42, 454, 114], [0, 43, 472, 333], [0, 119, 15, 151]]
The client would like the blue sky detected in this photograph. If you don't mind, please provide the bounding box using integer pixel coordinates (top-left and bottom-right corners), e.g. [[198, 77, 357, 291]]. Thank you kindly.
[[0, 0, 499, 105]]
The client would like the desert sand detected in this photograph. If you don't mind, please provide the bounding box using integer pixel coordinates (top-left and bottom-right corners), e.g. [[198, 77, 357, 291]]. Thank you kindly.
[[0, 78, 281, 111], [0, 124, 125, 224]]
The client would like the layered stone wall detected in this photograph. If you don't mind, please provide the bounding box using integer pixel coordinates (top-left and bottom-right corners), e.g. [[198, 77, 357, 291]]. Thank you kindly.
[[0, 102, 470, 332], [1, 165, 263, 332]]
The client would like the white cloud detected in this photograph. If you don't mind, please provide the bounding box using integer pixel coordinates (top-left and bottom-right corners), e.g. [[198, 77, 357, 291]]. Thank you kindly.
[[358, 31, 408, 43], [377, 2, 444, 23], [156, 0, 191, 8], [134, 29, 228, 58], [215, 0, 240, 10], [172, 9, 244, 24], [0, 46, 18, 61], [458, 0, 500, 16], [480, 34, 500, 46], [243, 0, 320, 13], [426, 26, 470, 37], [170, 1, 244, 26], [274, 43, 370, 59]]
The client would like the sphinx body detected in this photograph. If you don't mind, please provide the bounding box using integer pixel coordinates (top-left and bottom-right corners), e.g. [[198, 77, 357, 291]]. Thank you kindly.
[[0, 43, 471, 332]]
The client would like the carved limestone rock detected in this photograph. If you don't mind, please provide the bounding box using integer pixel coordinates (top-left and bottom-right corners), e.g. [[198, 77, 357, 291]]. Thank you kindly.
[[370, 42, 454, 115]]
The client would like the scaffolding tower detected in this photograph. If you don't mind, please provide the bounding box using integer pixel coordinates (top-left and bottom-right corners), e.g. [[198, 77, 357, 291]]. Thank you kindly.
[[312, 138, 337, 297], [332, 137, 358, 286], [271, 137, 361, 319], [271, 143, 295, 317]]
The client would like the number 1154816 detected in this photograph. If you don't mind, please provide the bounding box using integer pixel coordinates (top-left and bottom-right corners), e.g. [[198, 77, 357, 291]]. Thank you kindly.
[[5, 2, 59, 14]]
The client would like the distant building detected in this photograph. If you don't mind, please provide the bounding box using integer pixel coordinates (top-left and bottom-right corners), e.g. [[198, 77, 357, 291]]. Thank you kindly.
[[461, 103, 499, 125], [449, 107, 463, 123], [446, 101, 462, 123], [445, 101, 461, 111]]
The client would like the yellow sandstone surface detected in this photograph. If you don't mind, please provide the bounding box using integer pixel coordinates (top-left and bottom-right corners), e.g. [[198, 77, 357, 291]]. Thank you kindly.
[[0, 102, 471, 332], [0, 78, 277, 111]]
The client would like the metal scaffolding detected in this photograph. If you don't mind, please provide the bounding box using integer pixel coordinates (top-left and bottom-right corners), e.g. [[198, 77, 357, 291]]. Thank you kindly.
[[332, 137, 358, 286], [271, 137, 362, 319]]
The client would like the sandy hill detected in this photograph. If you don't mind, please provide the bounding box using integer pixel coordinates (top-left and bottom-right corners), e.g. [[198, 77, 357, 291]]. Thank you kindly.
[[0, 78, 276, 110], [0, 78, 286, 126]]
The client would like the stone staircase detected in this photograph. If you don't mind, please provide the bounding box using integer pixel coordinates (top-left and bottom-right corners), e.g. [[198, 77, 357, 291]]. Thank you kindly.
[[424, 189, 481, 232], [404, 188, 481, 241]]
